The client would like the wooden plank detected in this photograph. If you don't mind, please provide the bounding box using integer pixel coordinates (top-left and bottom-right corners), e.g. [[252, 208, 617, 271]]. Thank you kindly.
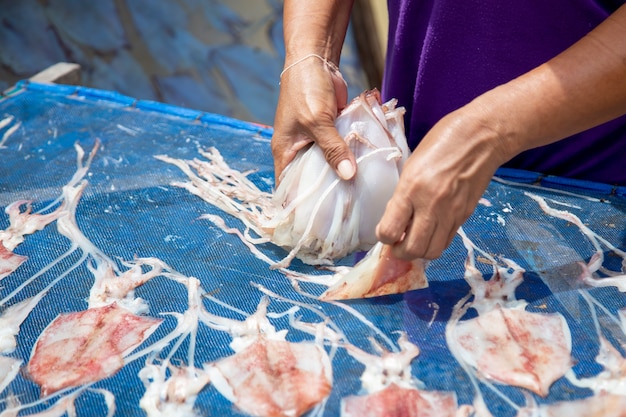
[[351, 0, 388, 89]]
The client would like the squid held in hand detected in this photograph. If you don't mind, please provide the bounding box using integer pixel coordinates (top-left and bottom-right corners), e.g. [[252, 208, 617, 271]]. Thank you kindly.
[[157, 90, 410, 269], [270, 89, 410, 266]]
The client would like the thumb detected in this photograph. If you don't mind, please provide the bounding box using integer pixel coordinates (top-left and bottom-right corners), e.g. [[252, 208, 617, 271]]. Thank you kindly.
[[314, 123, 356, 180]]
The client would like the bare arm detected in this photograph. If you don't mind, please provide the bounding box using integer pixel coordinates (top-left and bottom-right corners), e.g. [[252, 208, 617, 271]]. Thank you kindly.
[[272, 0, 356, 182], [377, 5, 626, 260]]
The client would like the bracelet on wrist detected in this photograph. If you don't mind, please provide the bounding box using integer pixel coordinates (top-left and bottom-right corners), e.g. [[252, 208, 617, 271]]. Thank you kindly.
[[279, 53, 340, 84]]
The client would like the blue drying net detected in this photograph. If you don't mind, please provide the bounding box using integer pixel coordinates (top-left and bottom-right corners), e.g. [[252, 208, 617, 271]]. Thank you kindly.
[[0, 81, 625, 416]]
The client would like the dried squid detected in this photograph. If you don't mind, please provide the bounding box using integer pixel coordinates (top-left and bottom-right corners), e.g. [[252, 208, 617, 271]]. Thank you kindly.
[[27, 303, 162, 396], [200, 296, 333, 417], [446, 229, 572, 398], [516, 290, 626, 417], [340, 333, 466, 417]]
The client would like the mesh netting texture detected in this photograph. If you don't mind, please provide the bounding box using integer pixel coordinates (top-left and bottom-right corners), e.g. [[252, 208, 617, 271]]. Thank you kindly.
[[0, 82, 625, 416]]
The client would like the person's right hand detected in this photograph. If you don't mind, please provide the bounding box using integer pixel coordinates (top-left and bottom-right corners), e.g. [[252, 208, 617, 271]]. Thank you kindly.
[[272, 56, 356, 184]]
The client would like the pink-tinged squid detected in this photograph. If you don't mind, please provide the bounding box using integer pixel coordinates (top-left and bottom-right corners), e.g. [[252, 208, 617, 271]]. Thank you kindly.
[[516, 290, 626, 417], [515, 394, 626, 417], [340, 333, 468, 417], [321, 242, 428, 300], [0, 199, 64, 281], [27, 302, 162, 396], [200, 296, 333, 417], [446, 229, 572, 398], [0, 244, 25, 281], [270, 285, 468, 417], [0, 200, 64, 252]]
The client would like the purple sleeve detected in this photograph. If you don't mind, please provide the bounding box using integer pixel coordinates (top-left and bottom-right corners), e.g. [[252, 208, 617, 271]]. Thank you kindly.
[[382, 0, 626, 185]]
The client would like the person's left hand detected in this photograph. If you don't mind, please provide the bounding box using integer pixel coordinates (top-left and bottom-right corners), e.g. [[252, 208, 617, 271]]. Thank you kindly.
[[375, 108, 509, 260]]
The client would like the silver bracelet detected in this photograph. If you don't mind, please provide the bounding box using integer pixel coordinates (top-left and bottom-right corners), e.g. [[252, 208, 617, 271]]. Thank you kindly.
[[279, 53, 340, 83]]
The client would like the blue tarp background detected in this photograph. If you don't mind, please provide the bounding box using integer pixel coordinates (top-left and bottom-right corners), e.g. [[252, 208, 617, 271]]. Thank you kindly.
[[0, 0, 368, 126]]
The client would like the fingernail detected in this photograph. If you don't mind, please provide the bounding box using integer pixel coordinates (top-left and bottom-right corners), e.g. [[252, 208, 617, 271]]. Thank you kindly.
[[337, 160, 355, 180]]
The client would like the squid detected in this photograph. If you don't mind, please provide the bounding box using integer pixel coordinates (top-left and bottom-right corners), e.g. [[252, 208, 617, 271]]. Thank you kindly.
[[321, 242, 428, 300], [516, 290, 626, 416], [339, 333, 467, 417], [156, 89, 410, 270], [270, 90, 409, 266], [0, 200, 65, 281], [0, 245, 25, 281], [200, 296, 333, 417], [27, 303, 162, 396], [515, 395, 626, 417], [157, 90, 429, 299], [446, 229, 572, 398]]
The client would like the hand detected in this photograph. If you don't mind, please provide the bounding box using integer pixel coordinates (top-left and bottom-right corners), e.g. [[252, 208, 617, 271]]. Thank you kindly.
[[271, 58, 356, 183], [375, 108, 508, 260]]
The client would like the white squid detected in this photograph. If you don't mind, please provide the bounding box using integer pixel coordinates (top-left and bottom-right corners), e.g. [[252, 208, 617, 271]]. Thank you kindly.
[[156, 89, 409, 269]]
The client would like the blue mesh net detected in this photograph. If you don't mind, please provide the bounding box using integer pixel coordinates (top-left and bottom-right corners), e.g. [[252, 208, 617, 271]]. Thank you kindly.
[[1, 81, 625, 416]]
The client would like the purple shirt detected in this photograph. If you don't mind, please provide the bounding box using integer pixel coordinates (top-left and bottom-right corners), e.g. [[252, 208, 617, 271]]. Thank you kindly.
[[382, 0, 626, 185]]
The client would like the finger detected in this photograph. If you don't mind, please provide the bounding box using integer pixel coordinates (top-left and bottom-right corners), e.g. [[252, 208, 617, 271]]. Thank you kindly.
[[330, 69, 348, 111], [391, 210, 438, 260], [273, 156, 288, 185], [399, 189, 469, 260], [271, 134, 308, 184], [314, 123, 356, 180], [376, 195, 414, 245], [420, 218, 449, 260]]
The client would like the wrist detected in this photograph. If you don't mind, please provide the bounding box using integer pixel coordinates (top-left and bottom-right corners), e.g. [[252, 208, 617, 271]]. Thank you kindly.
[[455, 92, 523, 168], [282, 1, 353, 67]]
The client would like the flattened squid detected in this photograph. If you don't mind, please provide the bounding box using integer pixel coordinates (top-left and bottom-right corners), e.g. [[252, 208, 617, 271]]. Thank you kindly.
[[446, 229, 572, 398], [515, 394, 626, 417], [28, 303, 162, 396], [200, 296, 333, 417], [340, 333, 467, 417], [517, 290, 626, 417], [321, 242, 428, 300]]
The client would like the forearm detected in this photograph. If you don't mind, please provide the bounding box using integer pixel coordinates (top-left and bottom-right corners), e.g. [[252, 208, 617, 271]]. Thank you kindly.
[[376, 6, 626, 261], [283, 0, 354, 66], [468, 5, 626, 162]]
